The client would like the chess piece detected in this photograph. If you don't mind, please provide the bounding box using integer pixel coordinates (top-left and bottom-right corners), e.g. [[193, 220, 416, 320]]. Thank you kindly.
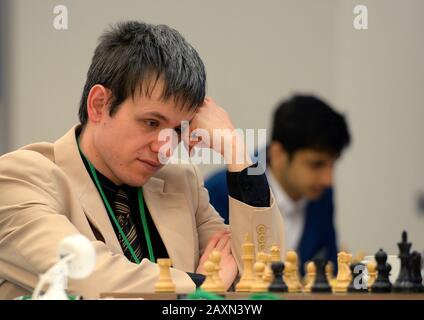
[[284, 251, 302, 292], [303, 261, 316, 293], [236, 233, 255, 292], [348, 262, 368, 292], [311, 258, 332, 293], [284, 261, 293, 289], [371, 249, 392, 293], [334, 251, 353, 293], [303, 261, 311, 285], [367, 261, 377, 290], [263, 253, 274, 285], [268, 261, 288, 292], [325, 261, 337, 289], [410, 251, 424, 293], [251, 260, 268, 292], [256, 251, 267, 263], [269, 244, 281, 283], [393, 231, 414, 292], [326, 261, 334, 283], [255, 252, 271, 281], [256, 252, 271, 285], [270, 245, 281, 262], [209, 250, 226, 293], [200, 260, 218, 292], [155, 258, 176, 293]]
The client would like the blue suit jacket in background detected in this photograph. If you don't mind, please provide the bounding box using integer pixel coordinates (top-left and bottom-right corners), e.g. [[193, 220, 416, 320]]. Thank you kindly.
[[204, 169, 338, 276]]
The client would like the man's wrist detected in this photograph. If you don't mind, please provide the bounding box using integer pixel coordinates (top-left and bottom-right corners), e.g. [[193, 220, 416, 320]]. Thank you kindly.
[[223, 135, 252, 172]]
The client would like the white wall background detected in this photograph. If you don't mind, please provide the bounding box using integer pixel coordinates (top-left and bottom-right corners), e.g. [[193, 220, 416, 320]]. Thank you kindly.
[[333, 0, 424, 255], [2, 0, 424, 256]]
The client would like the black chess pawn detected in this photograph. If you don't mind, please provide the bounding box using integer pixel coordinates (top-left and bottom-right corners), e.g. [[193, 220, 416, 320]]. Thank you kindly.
[[409, 251, 424, 293], [268, 261, 288, 292], [348, 262, 368, 293], [371, 249, 392, 293], [393, 231, 414, 292], [311, 258, 331, 293]]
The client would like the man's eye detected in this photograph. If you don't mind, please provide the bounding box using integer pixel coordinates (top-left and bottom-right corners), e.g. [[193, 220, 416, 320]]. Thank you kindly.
[[144, 120, 159, 127], [310, 162, 324, 169]]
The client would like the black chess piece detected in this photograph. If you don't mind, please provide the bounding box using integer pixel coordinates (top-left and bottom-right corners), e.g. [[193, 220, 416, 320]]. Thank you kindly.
[[393, 231, 414, 292], [409, 251, 424, 293], [348, 262, 368, 293], [371, 249, 392, 293], [268, 261, 288, 292], [311, 258, 331, 293]]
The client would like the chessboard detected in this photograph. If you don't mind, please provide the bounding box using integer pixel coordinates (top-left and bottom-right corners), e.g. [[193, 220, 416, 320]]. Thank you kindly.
[[101, 230, 424, 300]]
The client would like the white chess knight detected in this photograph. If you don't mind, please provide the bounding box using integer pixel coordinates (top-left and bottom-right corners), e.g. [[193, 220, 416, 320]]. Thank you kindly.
[[32, 234, 96, 300], [334, 251, 352, 292]]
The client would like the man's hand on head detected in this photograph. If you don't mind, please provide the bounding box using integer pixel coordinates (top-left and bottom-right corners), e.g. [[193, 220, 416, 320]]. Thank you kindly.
[[187, 97, 252, 172]]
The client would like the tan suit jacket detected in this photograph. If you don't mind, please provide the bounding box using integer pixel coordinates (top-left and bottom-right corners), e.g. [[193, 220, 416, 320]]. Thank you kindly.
[[0, 125, 284, 299]]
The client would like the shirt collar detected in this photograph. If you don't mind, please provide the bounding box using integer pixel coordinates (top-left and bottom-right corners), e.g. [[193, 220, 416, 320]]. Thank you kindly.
[[95, 168, 119, 194]]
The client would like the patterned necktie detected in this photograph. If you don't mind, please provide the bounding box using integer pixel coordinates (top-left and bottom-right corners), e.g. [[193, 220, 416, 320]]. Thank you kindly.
[[113, 187, 143, 262]]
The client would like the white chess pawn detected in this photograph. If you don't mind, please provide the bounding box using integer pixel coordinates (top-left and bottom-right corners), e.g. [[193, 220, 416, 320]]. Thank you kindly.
[[155, 258, 176, 293], [270, 245, 281, 262], [303, 261, 316, 293], [263, 253, 274, 285], [367, 261, 377, 290], [209, 250, 226, 293], [200, 260, 218, 292], [285, 251, 302, 292], [326, 261, 334, 282], [251, 260, 268, 292]]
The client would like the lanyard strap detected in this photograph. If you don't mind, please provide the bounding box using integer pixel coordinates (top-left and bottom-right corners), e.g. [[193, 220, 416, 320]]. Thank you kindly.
[[78, 145, 155, 263], [137, 188, 155, 262]]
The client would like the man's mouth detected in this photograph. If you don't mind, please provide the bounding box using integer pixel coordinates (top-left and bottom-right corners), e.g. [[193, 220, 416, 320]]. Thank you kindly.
[[137, 159, 161, 171]]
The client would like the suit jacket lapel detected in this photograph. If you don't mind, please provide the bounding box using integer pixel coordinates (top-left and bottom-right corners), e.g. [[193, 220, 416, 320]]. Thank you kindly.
[[143, 177, 195, 272], [53, 125, 123, 254]]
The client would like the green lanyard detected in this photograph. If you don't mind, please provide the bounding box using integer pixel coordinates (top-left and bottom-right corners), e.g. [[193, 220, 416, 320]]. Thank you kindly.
[[78, 145, 155, 263]]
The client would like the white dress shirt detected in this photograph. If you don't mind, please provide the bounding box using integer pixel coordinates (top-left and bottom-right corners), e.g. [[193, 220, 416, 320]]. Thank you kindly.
[[266, 170, 307, 252]]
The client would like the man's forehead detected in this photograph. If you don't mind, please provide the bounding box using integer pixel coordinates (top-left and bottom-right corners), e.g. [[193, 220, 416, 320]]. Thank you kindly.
[[131, 79, 199, 122], [298, 149, 339, 161]]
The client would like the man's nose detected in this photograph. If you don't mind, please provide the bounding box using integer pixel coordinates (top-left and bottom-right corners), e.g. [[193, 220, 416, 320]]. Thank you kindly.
[[321, 167, 333, 187], [150, 136, 176, 158]]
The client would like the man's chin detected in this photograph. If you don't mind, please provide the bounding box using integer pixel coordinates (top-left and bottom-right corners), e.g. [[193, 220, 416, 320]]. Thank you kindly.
[[123, 174, 152, 188], [306, 189, 324, 200]]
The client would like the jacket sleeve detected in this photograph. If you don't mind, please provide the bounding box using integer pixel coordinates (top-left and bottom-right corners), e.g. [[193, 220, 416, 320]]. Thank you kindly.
[[192, 165, 285, 274]]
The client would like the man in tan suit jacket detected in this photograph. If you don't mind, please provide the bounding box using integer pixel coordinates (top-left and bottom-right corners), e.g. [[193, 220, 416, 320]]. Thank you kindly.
[[0, 21, 284, 299]]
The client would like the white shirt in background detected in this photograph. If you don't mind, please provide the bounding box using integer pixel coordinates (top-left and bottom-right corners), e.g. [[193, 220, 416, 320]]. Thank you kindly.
[[266, 170, 307, 252]]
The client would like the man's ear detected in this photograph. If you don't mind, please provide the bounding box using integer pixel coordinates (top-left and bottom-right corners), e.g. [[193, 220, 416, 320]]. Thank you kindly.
[[86, 85, 111, 124], [269, 142, 291, 171], [269, 142, 288, 161]]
